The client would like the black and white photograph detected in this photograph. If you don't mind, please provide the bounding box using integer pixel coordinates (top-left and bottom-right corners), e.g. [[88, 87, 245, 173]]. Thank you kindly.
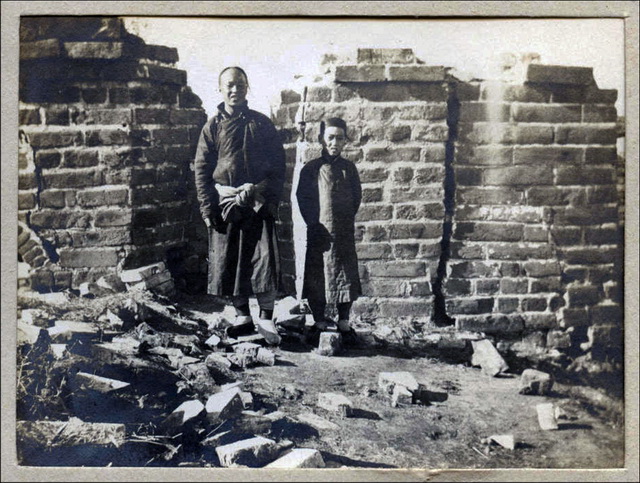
[[2, 2, 638, 481]]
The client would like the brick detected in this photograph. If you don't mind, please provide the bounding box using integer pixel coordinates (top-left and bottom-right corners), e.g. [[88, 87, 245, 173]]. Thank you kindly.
[[398, 104, 448, 121], [449, 261, 500, 278], [497, 85, 551, 103], [206, 389, 244, 424], [387, 125, 412, 142], [351, 83, 448, 102], [356, 243, 392, 259], [393, 167, 413, 183], [588, 186, 619, 204], [39, 190, 67, 208], [457, 314, 525, 335], [487, 243, 553, 260], [422, 144, 447, 163], [471, 339, 509, 376], [215, 436, 278, 468], [388, 66, 448, 82], [497, 297, 520, 313], [459, 102, 510, 122], [457, 187, 522, 205], [356, 205, 392, 222], [18, 172, 37, 191], [584, 147, 617, 165], [555, 125, 617, 145], [85, 129, 129, 146], [358, 48, 415, 64], [28, 130, 82, 149], [34, 151, 61, 169], [519, 369, 554, 395], [443, 279, 472, 296], [560, 308, 588, 328], [21, 83, 81, 104], [394, 243, 420, 259], [360, 187, 383, 203], [527, 187, 586, 206], [584, 227, 621, 245], [306, 86, 331, 102], [335, 65, 385, 82], [367, 261, 425, 278], [42, 169, 102, 189], [20, 39, 61, 59], [169, 109, 207, 125], [522, 297, 548, 312], [562, 268, 588, 284], [583, 105, 617, 123], [554, 206, 618, 225], [59, 248, 119, 268], [63, 150, 100, 168], [500, 278, 528, 294], [81, 88, 108, 104], [265, 448, 325, 469], [524, 226, 549, 242], [366, 147, 421, 163], [584, 88, 618, 104], [358, 168, 389, 183], [130, 86, 178, 105], [19, 109, 41, 125], [513, 146, 582, 165], [567, 286, 600, 307], [18, 192, 36, 210], [135, 108, 170, 124], [455, 167, 482, 186], [454, 222, 523, 242], [456, 205, 544, 223], [365, 279, 408, 297], [390, 222, 442, 240], [530, 277, 562, 293], [378, 299, 433, 318], [64, 41, 124, 59], [512, 104, 581, 123], [409, 281, 432, 296], [484, 166, 552, 185], [547, 330, 572, 350], [589, 305, 622, 324], [465, 145, 513, 166], [526, 64, 594, 86], [145, 65, 187, 85], [317, 332, 342, 356], [447, 298, 494, 314], [395, 203, 444, 220], [523, 261, 560, 277], [280, 89, 301, 104], [95, 209, 132, 227], [390, 187, 444, 204], [108, 88, 130, 104]]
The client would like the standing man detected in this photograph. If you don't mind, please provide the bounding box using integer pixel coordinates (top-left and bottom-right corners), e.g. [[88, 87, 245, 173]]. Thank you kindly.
[[194, 67, 286, 345]]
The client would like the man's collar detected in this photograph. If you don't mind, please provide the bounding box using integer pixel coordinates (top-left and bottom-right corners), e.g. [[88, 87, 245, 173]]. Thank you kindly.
[[216, 101, 249, 119]]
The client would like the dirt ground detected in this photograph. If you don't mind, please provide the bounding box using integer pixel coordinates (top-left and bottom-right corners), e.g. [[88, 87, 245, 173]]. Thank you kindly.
[[14, 290, 625, 470]]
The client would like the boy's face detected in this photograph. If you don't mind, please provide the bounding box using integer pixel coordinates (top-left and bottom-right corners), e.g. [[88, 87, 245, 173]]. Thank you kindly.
[[219, 69, 248, 107], [322, 126, 347, 157]]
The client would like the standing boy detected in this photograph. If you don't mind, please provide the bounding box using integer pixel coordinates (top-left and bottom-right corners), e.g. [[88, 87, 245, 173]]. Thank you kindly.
[[296, 118, 362, 343]]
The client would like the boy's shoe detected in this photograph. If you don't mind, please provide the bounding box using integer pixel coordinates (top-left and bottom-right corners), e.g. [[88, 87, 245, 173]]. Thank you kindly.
[[226, 315, 255, 338], [255, 319, 282, 346]]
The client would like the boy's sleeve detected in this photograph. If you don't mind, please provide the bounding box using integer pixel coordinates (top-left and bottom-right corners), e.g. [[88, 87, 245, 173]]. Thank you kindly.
[[350, 161, 362, 215], [194, 120, 220, 222]]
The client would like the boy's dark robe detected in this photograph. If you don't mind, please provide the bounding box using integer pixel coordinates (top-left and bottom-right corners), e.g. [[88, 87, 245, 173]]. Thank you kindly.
[[297, 152, 362, 305], [194, 102, 285, 297]]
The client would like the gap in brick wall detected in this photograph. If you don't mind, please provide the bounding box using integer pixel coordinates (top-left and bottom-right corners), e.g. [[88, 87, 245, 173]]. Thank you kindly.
[[432, 82, 459, 326]]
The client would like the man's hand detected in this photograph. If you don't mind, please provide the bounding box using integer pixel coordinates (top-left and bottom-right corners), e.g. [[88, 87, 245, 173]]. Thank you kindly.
[[204, 214, 227, 234]]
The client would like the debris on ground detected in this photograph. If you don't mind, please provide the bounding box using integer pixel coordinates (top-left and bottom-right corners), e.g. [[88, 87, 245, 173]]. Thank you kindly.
[[317, 392, 354, 417], [316, 332, 342, 356], [265, 448, 326, 468], [519, 369, 554, 396], [536, 403, 559, 430], [482, 434, 516, 450], [471, 339, 509, 376]]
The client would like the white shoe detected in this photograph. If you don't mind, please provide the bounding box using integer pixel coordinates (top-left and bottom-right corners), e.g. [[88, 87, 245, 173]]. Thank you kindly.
[[255, 319, 282, 346]]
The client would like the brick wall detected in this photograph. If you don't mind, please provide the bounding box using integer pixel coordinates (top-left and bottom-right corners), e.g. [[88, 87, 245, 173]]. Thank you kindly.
[[273, 50, 624, 368], [18, 17, 208, 292]]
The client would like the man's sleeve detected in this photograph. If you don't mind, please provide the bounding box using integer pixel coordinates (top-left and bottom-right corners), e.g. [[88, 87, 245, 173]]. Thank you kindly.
[[296, 164, 319, 227], [194, 121, 219, 221], [262, 119, 287, 205]]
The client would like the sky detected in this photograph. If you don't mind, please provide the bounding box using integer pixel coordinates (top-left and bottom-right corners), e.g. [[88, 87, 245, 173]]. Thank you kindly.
[[123, 17, 625, 118]]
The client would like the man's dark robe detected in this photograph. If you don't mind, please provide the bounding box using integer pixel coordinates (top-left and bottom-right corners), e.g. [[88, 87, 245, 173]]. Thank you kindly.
[[194, 102, 285, 297]]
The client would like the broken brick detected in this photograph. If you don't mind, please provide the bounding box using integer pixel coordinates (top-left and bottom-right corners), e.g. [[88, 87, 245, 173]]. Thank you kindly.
[[265, 448, 326, 468], [74, 372, 130, 393], [295, 412, 340, 431], [471, 339, 509, 376], [205, 389, 244, 424], [536, 403, 559, 430], [257, 348, 276, 366], [215, 436, 279, 468], [232, 342, 261, 368], [21, 309, 54, 328], [317, 392, 353, 417], [47, 320, 99, 343], [317, 332, 342, 356], [378, 372, 420, 395], [519, 369, 554, 396], [164, 399, 205, 430], [391, 385, 413, 407]]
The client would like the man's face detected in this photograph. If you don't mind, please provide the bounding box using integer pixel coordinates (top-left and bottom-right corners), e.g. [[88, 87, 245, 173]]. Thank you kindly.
[[219, 69, 248, 107], [322, 126, 347, 157]]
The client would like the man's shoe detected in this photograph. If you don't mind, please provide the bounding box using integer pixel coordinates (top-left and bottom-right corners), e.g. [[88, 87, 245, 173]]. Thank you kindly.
[[226, 315, 255, 338], [255, 319, 282, 346]]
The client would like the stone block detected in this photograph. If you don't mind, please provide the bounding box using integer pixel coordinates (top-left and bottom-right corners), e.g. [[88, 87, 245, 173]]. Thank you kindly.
[[64, 41, 124, 59], [471, 339, 509, 376], [356, 205, 393, 222], [513, 146, 582, 165], [20, 39, 61, 59], [583, 105, 617, 123], [483, 166, 553, 186], [523, 261, 560, 278], [74, 372, 130, 393], [119, 262, 166, 283], [317, 332, 342, 356], [28, 130, 83, 149], [459, 102, 510, 122], [546, 330, 572, 349], [567, 286, 600, 307], [389, 223, 442, 240], [512, 104, 581, 123], [454, 222, 523, 242], [555, 125, 618, 145], [335, 65, 386, 82], [446, 298, 494, 314], [265, 448, 326, 469], [295, 412, 340, 431], [536, 403, 559, 430], [205, 389, 244, 424], [16, 420, 126, 449], [215, 436, 279, 468], [526, 64, 594, 86], [388, 66, 448, 82], [317, 392, 353, 417], [357, 48, 415, 64], [47, 320, 99, 343], [519, 368, 555, 396], [378, 371, 420, 394], [257, 348, 277, 366], [59, 248, 119, 268]]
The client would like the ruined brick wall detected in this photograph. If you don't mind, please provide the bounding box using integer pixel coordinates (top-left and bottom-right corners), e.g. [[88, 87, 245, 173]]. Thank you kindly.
[[18, 17, 208, 292], [274, 50, 623, 368]]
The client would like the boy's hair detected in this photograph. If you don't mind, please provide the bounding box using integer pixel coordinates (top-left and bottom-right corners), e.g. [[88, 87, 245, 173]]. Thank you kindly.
[[218, 66, 249, 88], [318, 117, 350, 143]]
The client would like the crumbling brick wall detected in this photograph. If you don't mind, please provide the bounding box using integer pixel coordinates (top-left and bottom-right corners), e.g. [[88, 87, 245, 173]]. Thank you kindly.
[[18, 17, 208, 292], [274, 49, 624, 369]]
